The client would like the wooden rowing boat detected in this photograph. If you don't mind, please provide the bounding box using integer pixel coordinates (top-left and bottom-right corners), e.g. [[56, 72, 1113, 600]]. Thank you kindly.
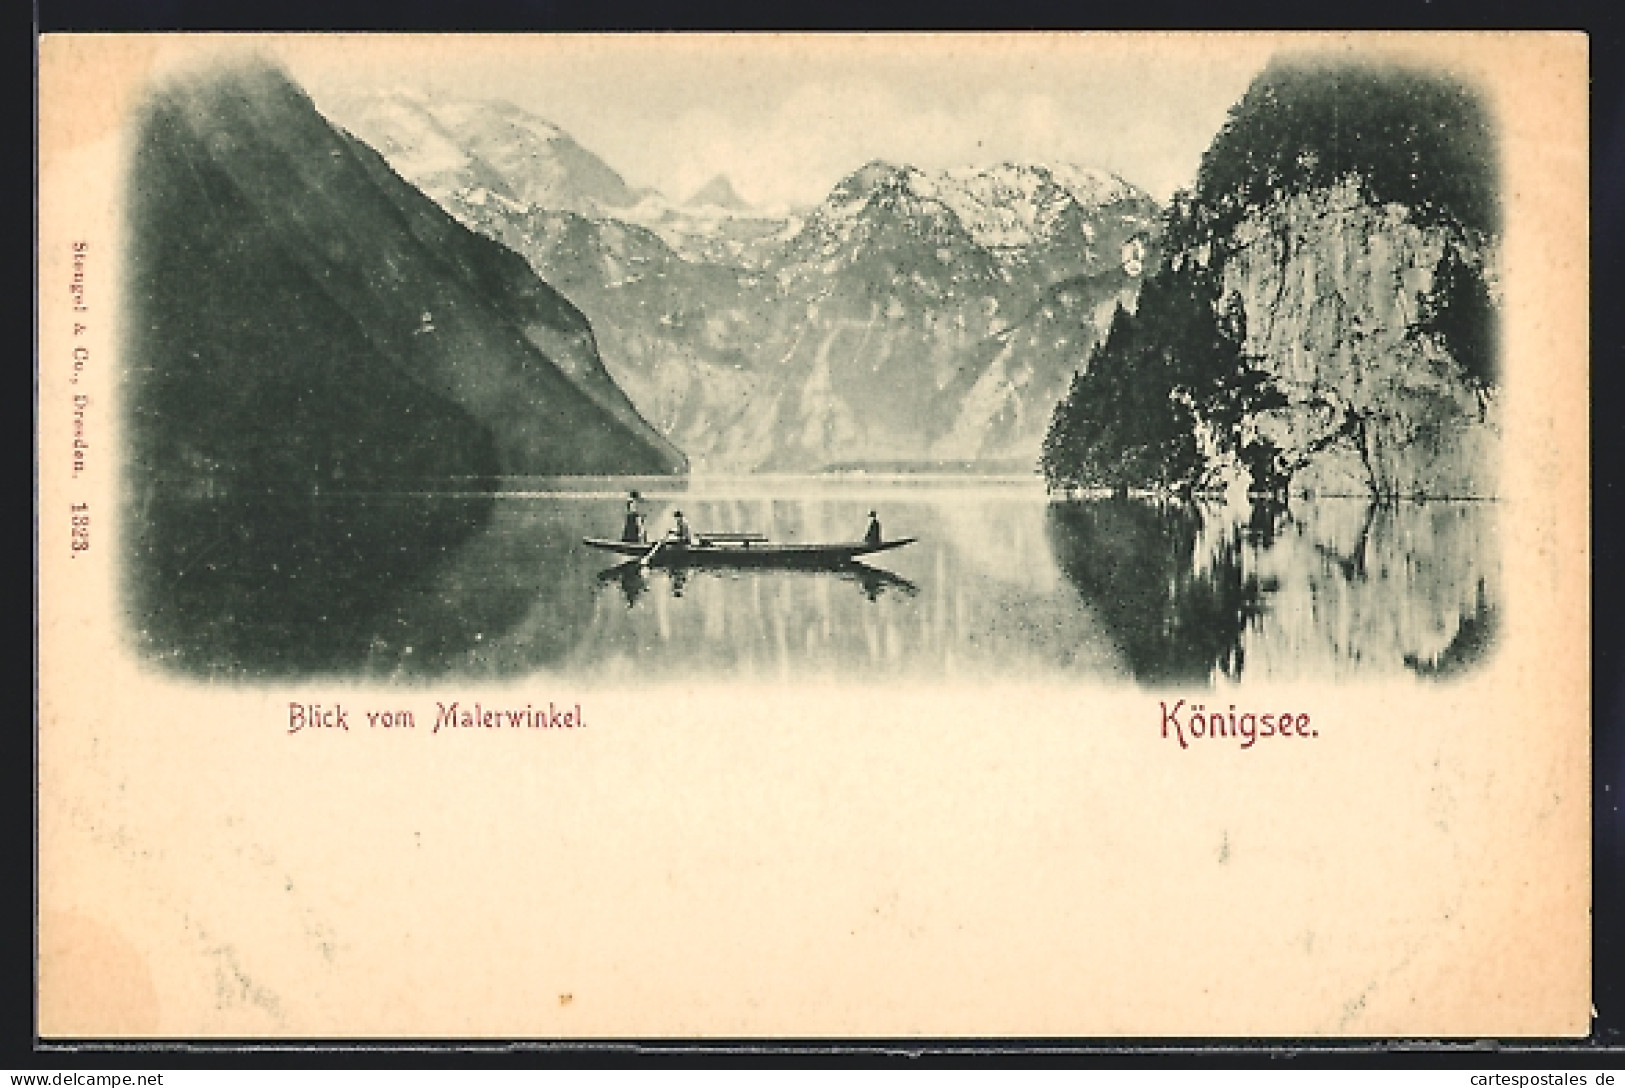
[[583, 530, 916, 567]]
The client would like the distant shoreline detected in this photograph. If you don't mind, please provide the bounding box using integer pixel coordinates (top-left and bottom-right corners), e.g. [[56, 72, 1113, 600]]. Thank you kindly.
[[818, 459, 1040, 476]]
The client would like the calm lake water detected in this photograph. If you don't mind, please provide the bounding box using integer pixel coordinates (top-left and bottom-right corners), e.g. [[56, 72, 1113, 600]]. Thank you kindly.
[[128, 476, 1500, 685]]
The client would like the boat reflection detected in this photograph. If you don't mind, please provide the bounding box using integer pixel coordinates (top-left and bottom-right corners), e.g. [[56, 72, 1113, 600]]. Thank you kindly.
[[595, 558, 918, 606]]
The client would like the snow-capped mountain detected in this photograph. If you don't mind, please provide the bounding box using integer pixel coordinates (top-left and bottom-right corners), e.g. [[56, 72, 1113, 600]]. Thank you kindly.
[[324, 91, 802, 270], [318, 94, 1163, 471], [786, 160, 1157, 289], [747, 160, 1156, 468], [814, 160, 1146, 251], [322, 89, 643, 214]]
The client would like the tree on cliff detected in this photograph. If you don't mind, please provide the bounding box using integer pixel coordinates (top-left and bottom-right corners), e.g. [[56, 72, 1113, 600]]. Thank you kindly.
[[1194, 54, 1499, 248], [1041, 258, 1280, 494], [1040, 300, 1201, 494], [1415, 248, 1499, 406]]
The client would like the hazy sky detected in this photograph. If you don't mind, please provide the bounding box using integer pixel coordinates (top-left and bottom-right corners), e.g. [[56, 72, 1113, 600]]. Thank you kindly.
[[280, 34, 1278, 209]]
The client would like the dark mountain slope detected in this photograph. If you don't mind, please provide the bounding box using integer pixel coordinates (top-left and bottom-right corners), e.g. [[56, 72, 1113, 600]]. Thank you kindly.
[[124, 60, 684, 492]]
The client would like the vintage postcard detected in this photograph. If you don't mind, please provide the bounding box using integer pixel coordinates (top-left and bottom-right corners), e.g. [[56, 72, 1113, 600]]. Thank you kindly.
[[36, 32, 1589, 1037]]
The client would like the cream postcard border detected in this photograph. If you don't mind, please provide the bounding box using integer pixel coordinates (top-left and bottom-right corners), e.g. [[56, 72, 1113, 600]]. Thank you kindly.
[[37, 32, 1589, 1037]]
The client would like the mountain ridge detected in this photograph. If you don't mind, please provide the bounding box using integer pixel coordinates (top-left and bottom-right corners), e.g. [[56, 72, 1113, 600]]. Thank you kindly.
[[685, 174, 752, 211], [317, 91, 1163, 471]]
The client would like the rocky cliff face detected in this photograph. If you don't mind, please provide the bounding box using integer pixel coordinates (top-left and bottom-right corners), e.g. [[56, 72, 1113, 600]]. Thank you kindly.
[[320, 93, 1160, 472], [125, 62, 685, 494], [1220, 179, 1500, 497], [1043, 57, 1501, 500]]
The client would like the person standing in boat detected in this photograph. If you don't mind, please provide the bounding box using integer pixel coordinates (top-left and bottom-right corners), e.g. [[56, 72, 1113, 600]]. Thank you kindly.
[[671, 510, 693, 545], [864, 510, 882, 546], [621, 491, 646, 544]]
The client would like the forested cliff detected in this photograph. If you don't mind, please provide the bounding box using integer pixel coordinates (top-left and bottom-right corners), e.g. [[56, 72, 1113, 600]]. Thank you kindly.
[[1043, 56, 1500, 499]]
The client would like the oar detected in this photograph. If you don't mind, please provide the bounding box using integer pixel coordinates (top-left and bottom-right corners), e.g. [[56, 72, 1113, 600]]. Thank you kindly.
[[640, 537, 664, 568]]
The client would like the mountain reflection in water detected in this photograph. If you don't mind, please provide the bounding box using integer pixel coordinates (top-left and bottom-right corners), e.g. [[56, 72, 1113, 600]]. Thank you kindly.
[[126, 490, 496, 677], [1045, 496, 1500, 684], [1045, 499, 1267, 686], [127, 478, 1498, 685]]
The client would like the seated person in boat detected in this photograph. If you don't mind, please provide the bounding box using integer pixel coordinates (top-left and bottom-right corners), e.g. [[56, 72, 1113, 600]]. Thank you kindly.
[[864, 510, 882, 546], [669, 510, 693, 545], [621, 493, 646, 543]]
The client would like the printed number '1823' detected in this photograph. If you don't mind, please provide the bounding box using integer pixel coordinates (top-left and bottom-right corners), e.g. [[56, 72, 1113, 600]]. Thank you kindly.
[[70, 503, 89, 552]]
